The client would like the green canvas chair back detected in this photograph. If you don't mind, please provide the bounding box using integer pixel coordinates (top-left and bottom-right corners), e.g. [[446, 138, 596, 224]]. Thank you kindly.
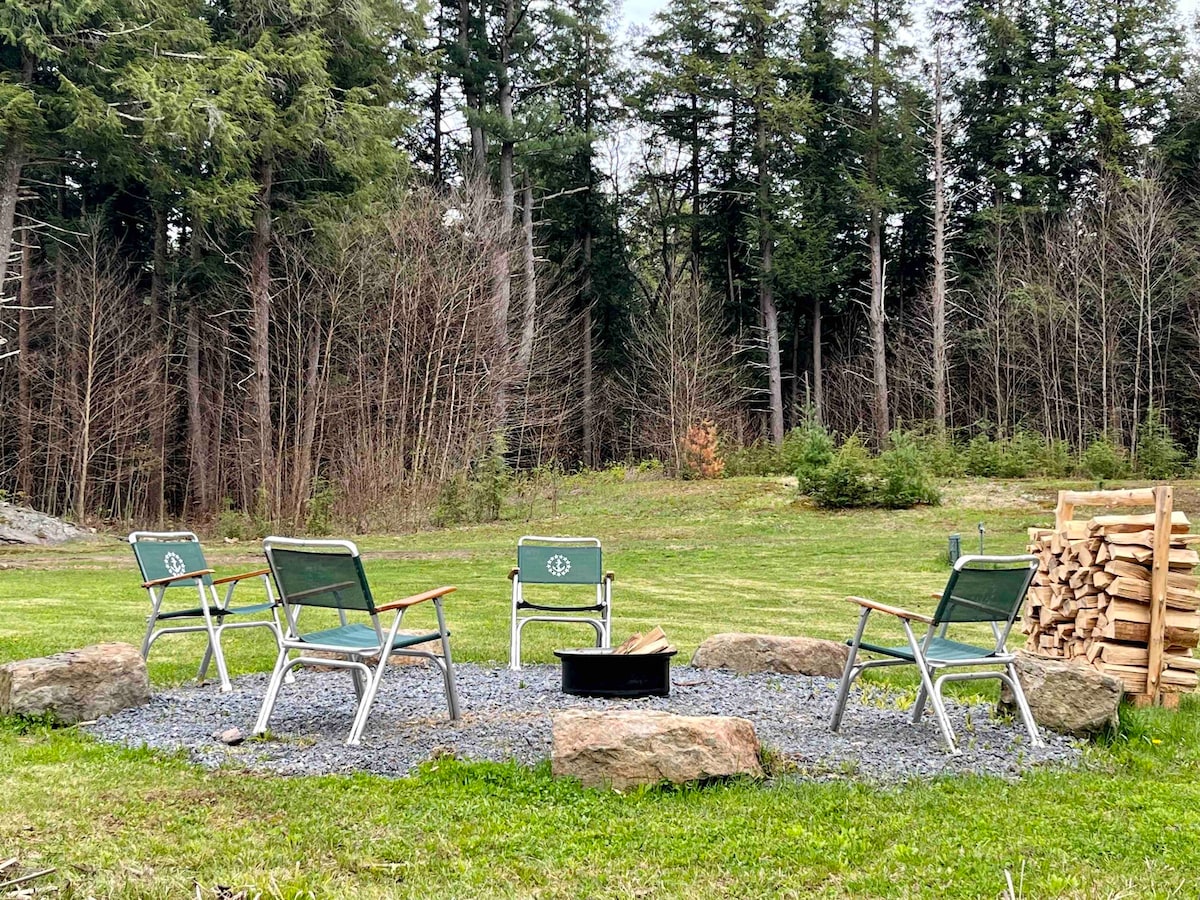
[[265, 539, 376, 613], [517, 536, 603, 585], [129, 532, 213, 588], [932, 555, 1038, 629]]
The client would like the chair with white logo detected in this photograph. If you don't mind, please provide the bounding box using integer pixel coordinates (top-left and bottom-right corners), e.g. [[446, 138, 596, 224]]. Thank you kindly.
[[509, 536, 613, 670], [128, 531, 287, 692]]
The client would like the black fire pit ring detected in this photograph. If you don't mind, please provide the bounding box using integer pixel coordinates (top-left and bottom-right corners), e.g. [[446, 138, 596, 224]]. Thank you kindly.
[[554, 647, 678, 698]]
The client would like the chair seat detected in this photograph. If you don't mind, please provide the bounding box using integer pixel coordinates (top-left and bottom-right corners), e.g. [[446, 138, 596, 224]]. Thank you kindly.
[[158, 601, 278, 620], [296, 622, 444, 653], [853, 637, 1004, 664]]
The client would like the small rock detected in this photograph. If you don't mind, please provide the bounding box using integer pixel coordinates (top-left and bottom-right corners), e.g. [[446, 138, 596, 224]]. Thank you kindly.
[[692, 633, 849, 678], [551, 709, 762, 789], [998, 651, 1123, 736], [0, 643, 149, 723], [212, 727, 244, 745]]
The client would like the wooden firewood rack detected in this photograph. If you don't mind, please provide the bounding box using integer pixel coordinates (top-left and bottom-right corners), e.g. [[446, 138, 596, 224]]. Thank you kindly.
[[1055, 487, 1174, 706]]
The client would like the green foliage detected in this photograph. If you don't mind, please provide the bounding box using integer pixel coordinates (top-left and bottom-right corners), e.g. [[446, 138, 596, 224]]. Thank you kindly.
[[963, 433, 1001, 477], [808, 435, 875, 509], [1135, 408, 1185, 479], [997, 430, 1041, 478], [1037, 439, 1075, 478], [723, 442, 782, 477], [1081, 437, 1130, 481], [471, 433, 510, 522], [304, 479, 336, 536], [876, 432, 941, 509], [432, 475, 470, 528], [781, 422, 835, 491]]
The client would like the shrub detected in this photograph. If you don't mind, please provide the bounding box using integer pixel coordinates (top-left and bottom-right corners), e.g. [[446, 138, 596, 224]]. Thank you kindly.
[[913, 433, 965, 478], [1037, 439, 1075, 478], [1081, 437, 1129, 481], [1135, 408, 1185, 479], [432, 475, 469, 527], [304, 479, 336, 535], [782, 421, 836, 492], [877, 432, 941, 508], [724, 442, 782, 477], [470, 432, 510, 521], [809, 435, 875, 509], [682, 420, 725, 479], [998, 430, 1041, 478], [963, 433, 1001, 477]]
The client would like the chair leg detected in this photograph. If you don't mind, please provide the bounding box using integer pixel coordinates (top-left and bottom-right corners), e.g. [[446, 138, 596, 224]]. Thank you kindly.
[[901, 620, 958, 754], [510, 609, 522, 672], [207, 619, 233, 692], [434, 599, 461, 720], [509, 581, 522, 670], [1003, 663, 1044, 748], [830, 607, 870, 733], [349, 658, 366, 701], [254, 647, 292, 737], [912, 683, 929, 724], [347, 659, 390, 747]]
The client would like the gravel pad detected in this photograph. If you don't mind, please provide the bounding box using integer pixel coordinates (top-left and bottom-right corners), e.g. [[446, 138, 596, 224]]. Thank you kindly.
[[86, 663, 1080, 782]]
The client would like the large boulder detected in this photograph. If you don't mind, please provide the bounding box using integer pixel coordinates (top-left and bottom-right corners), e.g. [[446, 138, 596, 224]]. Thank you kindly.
[[998, 651, 1123, 736], [691, 633, 849, 678], [0, 502, 84, 546], [551, 710, 762, 789], [0, 643, 150, 723]]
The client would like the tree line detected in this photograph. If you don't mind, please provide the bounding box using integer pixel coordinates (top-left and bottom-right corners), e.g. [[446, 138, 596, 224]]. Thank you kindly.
[[1, 0, 1199, 527]]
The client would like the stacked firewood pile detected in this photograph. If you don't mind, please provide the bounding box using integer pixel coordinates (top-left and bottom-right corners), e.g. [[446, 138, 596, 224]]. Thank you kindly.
[[1023, 511, 1200, 697]]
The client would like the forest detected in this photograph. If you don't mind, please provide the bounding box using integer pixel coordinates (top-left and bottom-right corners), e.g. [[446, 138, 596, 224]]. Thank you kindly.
[[1, 0, 1199, 527]]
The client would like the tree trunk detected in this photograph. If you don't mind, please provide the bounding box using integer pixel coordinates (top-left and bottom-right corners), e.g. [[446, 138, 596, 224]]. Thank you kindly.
[[866, 0, 889, 448], [250, 161, 275, 516], [16, 229, 34, 496], [292, 326, 322, 526], [930, 41, 948, 434], [812, 296, 823, 426], [0, 137, 25, 302], [459, 0, 485, 175], [753, 16, 784, 447], [186, 300, 208, 511], [516, 178, 537, 374]]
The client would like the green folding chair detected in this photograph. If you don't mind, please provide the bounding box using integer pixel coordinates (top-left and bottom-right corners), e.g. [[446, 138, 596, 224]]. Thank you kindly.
[[829, 554, 1043, 754], [254, 537, 460, 747], [509, 535, 613, 670], [128, 531, 286, 692]]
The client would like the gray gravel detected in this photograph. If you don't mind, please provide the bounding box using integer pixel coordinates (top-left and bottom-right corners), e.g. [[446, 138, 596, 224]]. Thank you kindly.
[[85, 663, 1080, 783]]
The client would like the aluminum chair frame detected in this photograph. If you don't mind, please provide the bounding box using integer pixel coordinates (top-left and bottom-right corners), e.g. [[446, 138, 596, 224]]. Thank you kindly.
[[829, 554, 1043, 755], [509, 535, 613, 671], [129, 531, 287, 693], [254, 536, 460, 747]]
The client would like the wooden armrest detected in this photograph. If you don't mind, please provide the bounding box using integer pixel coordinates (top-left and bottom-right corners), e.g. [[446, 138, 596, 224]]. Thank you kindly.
[[928, 591, 943, 600], [289, 580, 356, 601], [142, 568, 214, 588], [605, 571, 615, 582], [211, 567, 271, 586], [377, 586, 457, 613], [508, 567, 520, 581], [846, 595, 935, 625]]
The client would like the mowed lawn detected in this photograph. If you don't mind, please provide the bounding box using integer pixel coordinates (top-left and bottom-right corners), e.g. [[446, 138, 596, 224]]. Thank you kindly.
[[2, 475, 1200, 898]]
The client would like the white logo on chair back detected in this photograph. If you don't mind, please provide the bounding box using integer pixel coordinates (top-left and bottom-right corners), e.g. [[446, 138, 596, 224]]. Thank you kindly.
[[164, 551, 187, 577], [546, 554, 571, 578]]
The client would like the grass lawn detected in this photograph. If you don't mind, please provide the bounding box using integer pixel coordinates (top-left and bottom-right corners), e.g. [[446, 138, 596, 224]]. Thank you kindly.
[[3, 474, 1200, 898]]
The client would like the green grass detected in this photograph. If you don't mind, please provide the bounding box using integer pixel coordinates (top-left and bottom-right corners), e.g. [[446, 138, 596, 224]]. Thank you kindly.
[[3, 474, 1200, 898]]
